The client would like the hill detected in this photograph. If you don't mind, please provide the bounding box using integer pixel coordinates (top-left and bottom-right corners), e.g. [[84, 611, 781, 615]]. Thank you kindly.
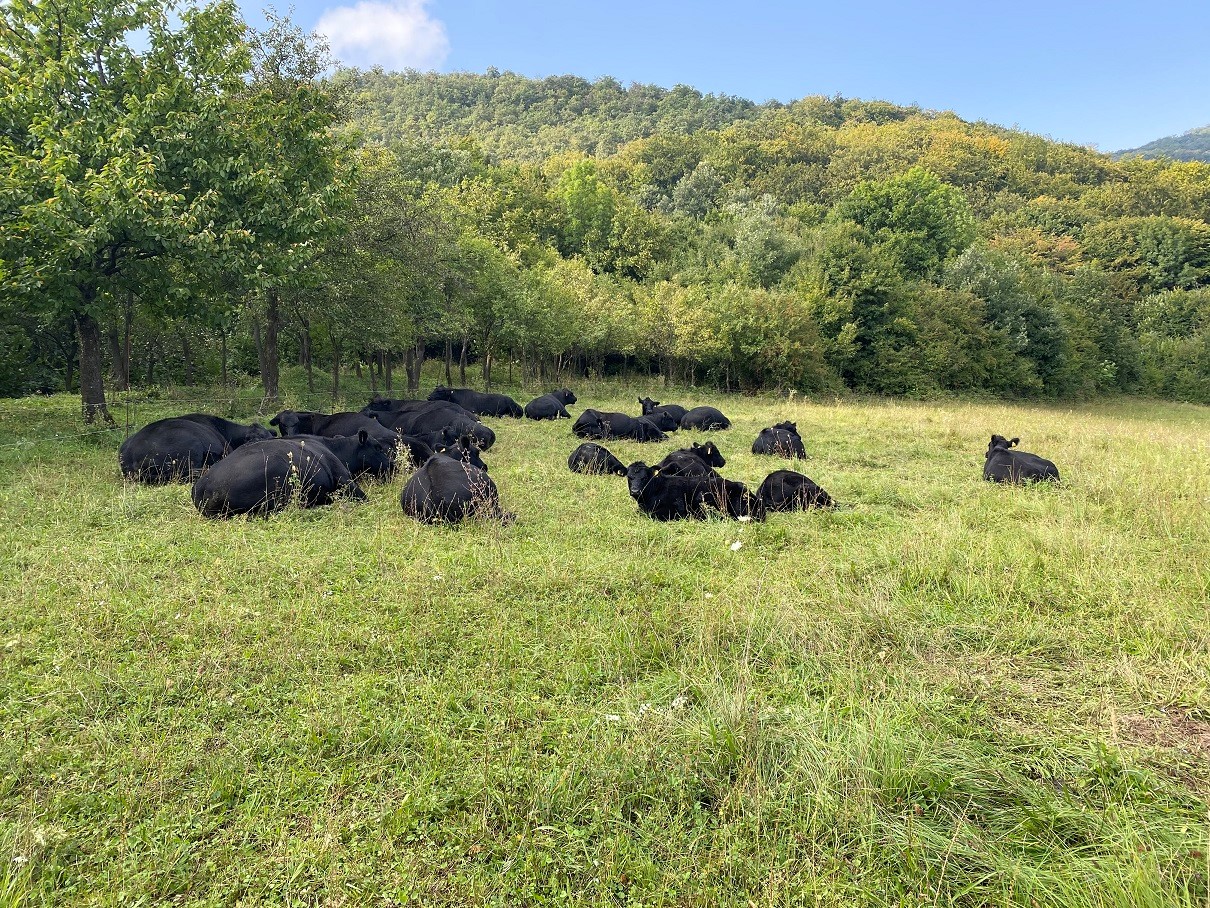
[[334, 68, 773, 160], [1116, 125, 1210, 162]]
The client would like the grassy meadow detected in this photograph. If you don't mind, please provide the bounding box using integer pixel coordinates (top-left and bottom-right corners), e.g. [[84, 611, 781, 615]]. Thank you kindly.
[[0, 376, 1208, 907]]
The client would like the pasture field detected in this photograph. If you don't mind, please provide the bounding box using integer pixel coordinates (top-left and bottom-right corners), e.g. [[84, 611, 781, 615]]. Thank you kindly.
[[1, 379, 1208, 907]]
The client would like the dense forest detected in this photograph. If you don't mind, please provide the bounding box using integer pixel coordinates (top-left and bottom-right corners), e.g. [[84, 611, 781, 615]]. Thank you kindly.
[[3, 3, 1209, 418], [1117, 125, 1210, 163]]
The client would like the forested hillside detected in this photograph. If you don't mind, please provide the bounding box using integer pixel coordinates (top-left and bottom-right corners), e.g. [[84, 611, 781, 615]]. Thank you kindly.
[[336, 68, 769, 160], [4, 48, 1210, 413], [1117, 125, 1210, 162]]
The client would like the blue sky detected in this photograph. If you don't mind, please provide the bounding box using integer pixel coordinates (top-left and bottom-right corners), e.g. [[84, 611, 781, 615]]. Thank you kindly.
[[246, 0, 1209, 151]]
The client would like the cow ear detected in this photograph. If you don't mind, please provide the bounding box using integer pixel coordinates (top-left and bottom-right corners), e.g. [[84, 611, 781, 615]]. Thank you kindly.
[[459, 433, 474, 448], [1010, 437, 1020, 447], [358, 429, 369, 443]]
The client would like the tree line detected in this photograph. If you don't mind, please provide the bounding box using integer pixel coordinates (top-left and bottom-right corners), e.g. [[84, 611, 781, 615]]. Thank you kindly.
[[3, 2, 1209, 419]]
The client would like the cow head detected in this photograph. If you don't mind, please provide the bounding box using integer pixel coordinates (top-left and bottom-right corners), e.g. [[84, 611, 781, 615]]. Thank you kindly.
[[987, 434, 1020, 455], [428, 386, 455, 402], [555, 389, 577, 405], [439, 434, 487, 471], [270, 411, 301, 437], [362, 396, 394, 415], [691, 441, 726, 468], [625, 462, 654, 498], [351, 429, 396, 477], [638, 396, 659, 415], [773, 421, 798, 435], [242, 422, 275, 444]]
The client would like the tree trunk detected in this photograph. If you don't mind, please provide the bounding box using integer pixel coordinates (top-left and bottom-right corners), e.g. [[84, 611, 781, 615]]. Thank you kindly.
[[260, 289, 281, 401], [369, 352, 378, 394], [459, 337, 468, 386], [75, 310, 114, 425], [106, 327, 128, 389], [385, 353, 393, 393], [220, 332, 229, 386], [354, 360, 362, 380], [303, 328, 314, 393], [178, 326, 195, 385], [482, 352, 492, 390], [123, 295, 133, 391], [444, 339, 452, 385], [405, 337, 425, 394], [331, 346, 341, 397], [146, 337, 158, 385]]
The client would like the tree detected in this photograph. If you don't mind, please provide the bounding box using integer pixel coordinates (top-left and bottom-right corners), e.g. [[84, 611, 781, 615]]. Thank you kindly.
[[0, 0, 252, 421], [831, 166, 976, 279], [236, 12, 349, 402]]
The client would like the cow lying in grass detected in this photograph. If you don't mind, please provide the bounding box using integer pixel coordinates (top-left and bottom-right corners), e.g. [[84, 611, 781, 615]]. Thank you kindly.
[[757, 470, 834, 511], [192, 432, 393, 518], [678, 406, 731, 431], [573, 409, 667, 442], [752, 422, 806, 459], [567, 443, 627, 476], [525, 389, 577, 420], [983, 435, 1060, 483], [638, 397, 688, 425], [429, 386, 524, 418], [119, 415, 272, 484], [625, 462, 765, 522], [652, 441, 726, 476], [400, 437, 514, 524]]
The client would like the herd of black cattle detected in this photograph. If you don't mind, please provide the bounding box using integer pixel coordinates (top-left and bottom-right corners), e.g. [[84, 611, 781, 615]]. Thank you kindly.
[[116, 385, 1061, 522]]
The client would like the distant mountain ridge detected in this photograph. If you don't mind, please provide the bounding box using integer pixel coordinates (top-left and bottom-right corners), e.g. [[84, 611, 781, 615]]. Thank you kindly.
[[1115, 126, 1210, 162]]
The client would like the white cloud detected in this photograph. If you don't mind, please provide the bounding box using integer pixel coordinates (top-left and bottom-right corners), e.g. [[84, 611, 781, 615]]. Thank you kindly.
[[316, 0, 449, 71]]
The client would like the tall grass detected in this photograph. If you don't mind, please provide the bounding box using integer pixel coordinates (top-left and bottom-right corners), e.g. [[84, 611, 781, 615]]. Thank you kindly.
[[0, 376, 1207, 906]]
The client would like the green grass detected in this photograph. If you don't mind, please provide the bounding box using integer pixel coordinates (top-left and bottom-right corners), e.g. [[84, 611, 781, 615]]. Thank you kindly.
[[1, 375, 1208, 906]]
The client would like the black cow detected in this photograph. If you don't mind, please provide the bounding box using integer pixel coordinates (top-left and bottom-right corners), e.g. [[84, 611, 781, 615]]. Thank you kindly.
[[176, 413, 275, 448], [269, 410, 398, 445], [983, 435, 1060, 484], [679, 406, 731, 431], [524, 389, 577, 420], [362, 396, 475, 419], [119, 418, 231, 484], [120, 414, 272, 483], [572, 409, 667, 442], [625, 462, 764, 522], [757, 470, 834, 511], [374, 403, 495, 451], [191, 437, 365, 518], [638, 397, 688, 424], [567, 443, 627, 476], [752, 422, 807, 459], [400, 440, 511, 524], [290, 431, 396, 479], [639, 408, 680, 432], [428, 386, 524, 418], [652, 441, 726, 476]]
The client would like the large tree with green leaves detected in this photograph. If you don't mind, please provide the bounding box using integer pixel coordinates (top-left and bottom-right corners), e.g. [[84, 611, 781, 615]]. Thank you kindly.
[[0, 0, 347, 419], [0, 0, 254, 421]]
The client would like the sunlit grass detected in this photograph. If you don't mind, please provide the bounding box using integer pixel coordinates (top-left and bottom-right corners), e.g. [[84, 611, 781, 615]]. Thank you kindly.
[[1, 376, 1207, 906]]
